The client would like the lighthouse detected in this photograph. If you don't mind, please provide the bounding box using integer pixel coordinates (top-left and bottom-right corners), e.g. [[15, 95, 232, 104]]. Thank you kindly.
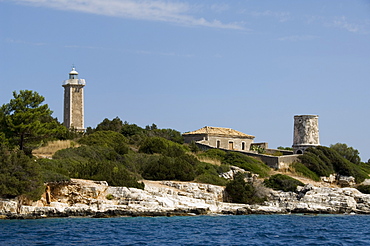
[[62, 66, 86, 131]]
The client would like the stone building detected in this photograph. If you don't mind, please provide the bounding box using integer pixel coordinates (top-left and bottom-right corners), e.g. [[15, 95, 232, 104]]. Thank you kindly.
[[62, 67, 86, 131], [183, 126, 255, 151], [292, 115, 320, 154]]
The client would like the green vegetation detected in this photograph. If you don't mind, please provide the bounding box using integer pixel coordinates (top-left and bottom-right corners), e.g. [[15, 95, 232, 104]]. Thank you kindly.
[[291, 162, 320, 181], [250, 145, 265, 154], [198, 148, 227, 161], [3, 90, 370, 202], [0, 90, 68, 154], [106, 194, 114, 200], [225, 173, 266, 204], [330, 143, 361, 164], [298, 146, 369, 183], [264, 174, 304, 192], [199, 149, 270, 177], [277, 146, 293, 151], [194, 162, 229, 186], [0, 146, 44, 200], [223, 152, 270, 178], [356, 185, 370, 194], [78, 130, 129, 155], [139, 137, 188, 157]]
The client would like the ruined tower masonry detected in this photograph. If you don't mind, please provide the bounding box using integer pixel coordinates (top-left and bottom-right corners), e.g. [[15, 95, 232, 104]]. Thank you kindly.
[[292, 115, 320, 154], [62, 67, 85, 132]]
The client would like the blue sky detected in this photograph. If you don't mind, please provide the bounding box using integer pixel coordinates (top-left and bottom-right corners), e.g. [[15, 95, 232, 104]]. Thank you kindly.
[[1, 0, 370, 160]]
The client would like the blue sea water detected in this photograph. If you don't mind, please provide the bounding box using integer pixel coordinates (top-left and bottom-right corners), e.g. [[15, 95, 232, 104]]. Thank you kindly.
[[1, 215, 370, 245]]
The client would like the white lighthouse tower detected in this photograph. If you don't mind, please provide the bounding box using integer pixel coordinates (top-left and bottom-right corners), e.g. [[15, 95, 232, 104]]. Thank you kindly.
[[62, 66, 86, 131]]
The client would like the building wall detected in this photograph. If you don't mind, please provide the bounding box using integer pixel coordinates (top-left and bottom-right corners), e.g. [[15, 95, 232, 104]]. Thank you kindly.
[[207, 136, 253, 151], [63, 84, 84, 131], [195, 142, 299, 170], [183, 134, 207, 143], [293, 115, 319, 154], [184, 134, 253, 151]]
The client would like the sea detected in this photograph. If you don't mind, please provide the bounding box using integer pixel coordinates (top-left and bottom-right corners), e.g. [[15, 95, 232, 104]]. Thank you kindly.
[[1, 214, 370, 245]]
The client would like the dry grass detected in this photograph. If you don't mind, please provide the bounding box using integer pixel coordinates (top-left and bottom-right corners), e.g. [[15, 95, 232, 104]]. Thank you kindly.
[[197, 156, 222, 166], [33, 140, 79, 158]]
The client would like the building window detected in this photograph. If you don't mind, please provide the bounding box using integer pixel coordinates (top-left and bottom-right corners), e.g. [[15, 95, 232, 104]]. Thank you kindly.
[[241, 142, 245, 150], [216, 140, 220, 148]]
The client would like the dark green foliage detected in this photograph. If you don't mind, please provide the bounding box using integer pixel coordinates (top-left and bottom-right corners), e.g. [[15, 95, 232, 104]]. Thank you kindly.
[[223, 152, 270, 178], [78, 130, 129, 155], [291, 162, 320, 181], [250, 145, 266, 154], [95, 117, 123, 133], [299, 146, 368, 183], [0, 146, 44, 200], [298, 150, 333, 177], [194, 162, 229, 186], [146, 128, 184, 144], [52, 145, 144, 189], [121, 122, 145, 137], [330, 143, 361, 164], [357, 185, 370, 194], [225, 173, 266, 204], [188, 141, 200, 153], [0, 90, 67, 153], [198, 149, 269, 178], [142, 156, 196, 181], [37, 158, 70, 182], [278, 146, 293, 151], [198, 149, 227, 161], [264, 174, 304, 192], [139, 137, 188, 157]]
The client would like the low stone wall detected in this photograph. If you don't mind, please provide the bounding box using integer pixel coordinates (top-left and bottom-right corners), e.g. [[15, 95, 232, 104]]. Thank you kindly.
[[195, 142, 299, 169]]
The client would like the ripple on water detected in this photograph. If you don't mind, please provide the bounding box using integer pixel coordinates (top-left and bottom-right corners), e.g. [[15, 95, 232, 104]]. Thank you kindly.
[[1, 215, 370, 245]]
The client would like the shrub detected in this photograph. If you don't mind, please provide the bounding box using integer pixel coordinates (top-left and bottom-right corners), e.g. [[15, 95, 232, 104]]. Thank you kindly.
[[223, 152, 270, 178], [264, 174, 304, 192], [299, 146, 369, 183], [78, 131, 129, 155], [194, 162, 229, 186], [142, 156, 196, 181], [225, 173, 266, 204], [291, 162, 320, 181], [106, 194, 114, 200], [298, 150, 333, 177], [195, 173, 228, 186], [139, 137, 188, 157], [198, 149, 227, 161], [147, 128, 184, 144], [0, 147, 44, 200], [52, 145, 144, 189], [357, 185, 370, 194]]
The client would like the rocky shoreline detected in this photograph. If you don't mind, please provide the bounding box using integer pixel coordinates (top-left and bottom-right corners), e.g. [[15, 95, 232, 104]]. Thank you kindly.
[[1, 179, 370, 219]]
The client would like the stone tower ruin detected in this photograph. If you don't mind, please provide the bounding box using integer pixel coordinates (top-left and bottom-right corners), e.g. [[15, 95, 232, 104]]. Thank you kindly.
[[292, 115, 320, 154], [63, 67, 86, 131]]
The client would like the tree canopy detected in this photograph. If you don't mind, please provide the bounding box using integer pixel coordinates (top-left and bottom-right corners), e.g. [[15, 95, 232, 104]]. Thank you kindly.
[[0, 90, 66, 153], [0, 146, 44, 200], [330, 143, 361, 164]]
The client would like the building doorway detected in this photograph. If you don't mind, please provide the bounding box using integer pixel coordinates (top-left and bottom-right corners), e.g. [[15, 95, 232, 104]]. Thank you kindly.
[[229, 141, 234, 150]]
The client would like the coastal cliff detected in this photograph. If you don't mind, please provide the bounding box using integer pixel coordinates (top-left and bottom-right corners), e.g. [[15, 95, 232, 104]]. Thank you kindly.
[[1, 179, 370, 219]]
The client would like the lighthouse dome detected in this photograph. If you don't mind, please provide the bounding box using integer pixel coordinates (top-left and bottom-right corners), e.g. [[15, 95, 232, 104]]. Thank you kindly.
[[69, 67, 78, 75]]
